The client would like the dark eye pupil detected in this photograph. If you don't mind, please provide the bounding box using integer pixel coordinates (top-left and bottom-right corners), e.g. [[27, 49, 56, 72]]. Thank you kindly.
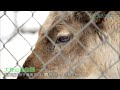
[[58, 36, 70, 43]]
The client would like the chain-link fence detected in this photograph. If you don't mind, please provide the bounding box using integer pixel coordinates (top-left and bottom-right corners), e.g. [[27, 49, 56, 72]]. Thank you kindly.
[[0, 11, 120, 79]]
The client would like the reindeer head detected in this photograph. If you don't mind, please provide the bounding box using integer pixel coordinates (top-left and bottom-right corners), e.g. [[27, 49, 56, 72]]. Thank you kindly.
[[17, 11, 120, 79]]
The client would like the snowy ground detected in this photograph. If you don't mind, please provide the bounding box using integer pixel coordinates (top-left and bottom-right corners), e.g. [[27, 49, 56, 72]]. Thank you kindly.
[[0, 11, 50, 79]]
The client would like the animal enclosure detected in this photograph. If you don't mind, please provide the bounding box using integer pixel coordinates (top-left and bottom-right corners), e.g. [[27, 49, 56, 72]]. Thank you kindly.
[[0, 11, 120, 79]]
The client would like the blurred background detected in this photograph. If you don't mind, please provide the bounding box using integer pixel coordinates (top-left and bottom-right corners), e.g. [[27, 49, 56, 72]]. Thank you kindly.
[[0, 11, 50, 79]]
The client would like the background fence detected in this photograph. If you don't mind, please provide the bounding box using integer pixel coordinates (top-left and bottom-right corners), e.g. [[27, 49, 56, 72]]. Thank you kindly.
[[0, 11, 50, 79], [0, 11, 120, 79]]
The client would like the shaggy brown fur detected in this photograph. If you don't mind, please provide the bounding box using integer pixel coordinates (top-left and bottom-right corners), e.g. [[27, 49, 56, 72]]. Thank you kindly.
[[17, 11, 120, 79]]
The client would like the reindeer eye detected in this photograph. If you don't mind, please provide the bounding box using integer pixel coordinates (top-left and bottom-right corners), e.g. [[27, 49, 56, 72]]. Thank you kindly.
[[56, 36, 70, 43]]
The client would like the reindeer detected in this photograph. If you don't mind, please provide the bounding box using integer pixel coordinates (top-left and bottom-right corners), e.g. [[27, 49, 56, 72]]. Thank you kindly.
[[17, 11, 120, 79]]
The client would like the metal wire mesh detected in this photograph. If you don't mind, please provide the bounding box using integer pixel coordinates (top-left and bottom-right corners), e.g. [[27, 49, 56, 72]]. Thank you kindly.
[[0, 11, 120, 79]]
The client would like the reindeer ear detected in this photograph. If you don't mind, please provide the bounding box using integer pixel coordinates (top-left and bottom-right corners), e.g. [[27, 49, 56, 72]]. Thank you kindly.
[[73, 11, 109, 25]]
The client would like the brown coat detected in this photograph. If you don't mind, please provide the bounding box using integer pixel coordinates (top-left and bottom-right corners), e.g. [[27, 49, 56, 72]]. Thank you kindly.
[[17, 11, 120, 79]]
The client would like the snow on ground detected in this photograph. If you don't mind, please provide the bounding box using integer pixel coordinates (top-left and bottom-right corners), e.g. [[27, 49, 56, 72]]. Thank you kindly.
[[0, 11, 50, 79]]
